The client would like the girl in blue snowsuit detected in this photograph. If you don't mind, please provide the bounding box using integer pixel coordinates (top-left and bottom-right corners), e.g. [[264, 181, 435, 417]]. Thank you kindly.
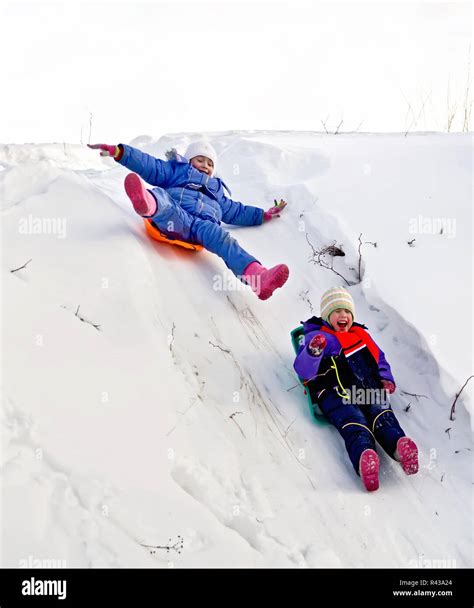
[[293, 287, 419, 491], [88, 140, 289, 300]]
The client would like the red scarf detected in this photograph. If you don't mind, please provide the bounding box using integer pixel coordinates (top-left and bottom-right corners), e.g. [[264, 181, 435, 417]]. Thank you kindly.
[[320, 325, 379, 362]]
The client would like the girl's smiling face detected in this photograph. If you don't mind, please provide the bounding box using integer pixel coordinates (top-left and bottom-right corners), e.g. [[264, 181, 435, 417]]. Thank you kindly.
[[329, 308, 353, 332], [190, 155, 214, 176]]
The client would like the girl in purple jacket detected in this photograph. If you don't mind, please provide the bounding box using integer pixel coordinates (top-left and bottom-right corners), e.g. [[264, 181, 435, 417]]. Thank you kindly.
[[293, 287, 418, 491]]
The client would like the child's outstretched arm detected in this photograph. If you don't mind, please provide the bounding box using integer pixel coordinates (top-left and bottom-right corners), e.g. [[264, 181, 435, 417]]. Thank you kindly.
[[219, 194, 265, 226], [88, 143, 178, 187], [220, 197, 287, 226]]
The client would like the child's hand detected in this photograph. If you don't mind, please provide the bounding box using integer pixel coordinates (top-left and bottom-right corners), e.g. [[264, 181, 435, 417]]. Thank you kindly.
[[263, 198, 287, 222], [381, 379, 396, 394], [88, 143, 121, 158], [308, 334, 327, 356]]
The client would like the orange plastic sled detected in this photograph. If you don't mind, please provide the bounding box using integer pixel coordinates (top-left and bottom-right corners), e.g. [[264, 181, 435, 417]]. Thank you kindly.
[[143, 219, 204, 252]]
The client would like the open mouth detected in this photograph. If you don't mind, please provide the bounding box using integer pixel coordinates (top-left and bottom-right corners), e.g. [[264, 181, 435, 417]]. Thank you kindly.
[[337, 320, 349, 329]]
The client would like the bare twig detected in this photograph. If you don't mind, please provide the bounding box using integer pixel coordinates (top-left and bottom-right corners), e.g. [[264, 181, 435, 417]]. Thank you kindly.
[[88, 111, 93, 145], [140, 536, 184, 555], [357, 233, 377, 281], [400, 390, 428, 401], [401, 88, 416, 133], [349, 120, 364, 133], [407, 238, 416, 247], [463, 44, 472, 132], [299, 289, 314, 314], [450, 375, 474, 421], [447, 78, 458, 132], [321, 115, 330, 134], [419, 86, 429, 128], [229, 411, 246, 438], [320, 116, 345, 135], [284, 416, 298, 437], [10, 258, 32, 273], [357, 233, 363, 281], [169, 322, 176, 352], [75, 305, 101, 331], [208, 340, 230, 354], [404, 89, 432, 136], [306, 233, 352, 286]]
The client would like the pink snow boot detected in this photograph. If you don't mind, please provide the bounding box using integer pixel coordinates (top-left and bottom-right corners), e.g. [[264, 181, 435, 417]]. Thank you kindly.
[[124, 173, 157, 217], [242, 261, 289, 301], [359, 449, 380, 492], [395, 437, 419, 475]]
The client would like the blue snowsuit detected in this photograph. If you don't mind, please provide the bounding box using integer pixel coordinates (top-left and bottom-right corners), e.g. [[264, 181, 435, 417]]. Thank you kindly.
[[116, 144, 264, 277], [294, 316, 406, 473]]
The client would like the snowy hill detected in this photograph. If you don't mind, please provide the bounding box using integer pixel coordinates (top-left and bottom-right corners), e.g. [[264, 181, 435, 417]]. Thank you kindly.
[[1, 131, 472, 568]]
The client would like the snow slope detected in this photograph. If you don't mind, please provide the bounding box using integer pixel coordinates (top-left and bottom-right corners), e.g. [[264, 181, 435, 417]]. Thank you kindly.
[[1, 131, 472, 568]]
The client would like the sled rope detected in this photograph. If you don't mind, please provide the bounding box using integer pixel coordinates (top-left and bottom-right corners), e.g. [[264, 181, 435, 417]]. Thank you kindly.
[[330, 356, 350, 399]]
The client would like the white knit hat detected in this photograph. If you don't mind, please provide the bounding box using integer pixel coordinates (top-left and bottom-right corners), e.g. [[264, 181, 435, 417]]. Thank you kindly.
[[184, 140, 217, 174], [320, 287, 355, 322]]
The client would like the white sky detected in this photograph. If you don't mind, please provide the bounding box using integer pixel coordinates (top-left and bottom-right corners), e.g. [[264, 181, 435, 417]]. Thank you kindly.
[[0, 0, 472, 143]]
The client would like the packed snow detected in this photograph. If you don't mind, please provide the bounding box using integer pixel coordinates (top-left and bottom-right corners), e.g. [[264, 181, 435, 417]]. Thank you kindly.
[[1, 131, 472, 568]]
